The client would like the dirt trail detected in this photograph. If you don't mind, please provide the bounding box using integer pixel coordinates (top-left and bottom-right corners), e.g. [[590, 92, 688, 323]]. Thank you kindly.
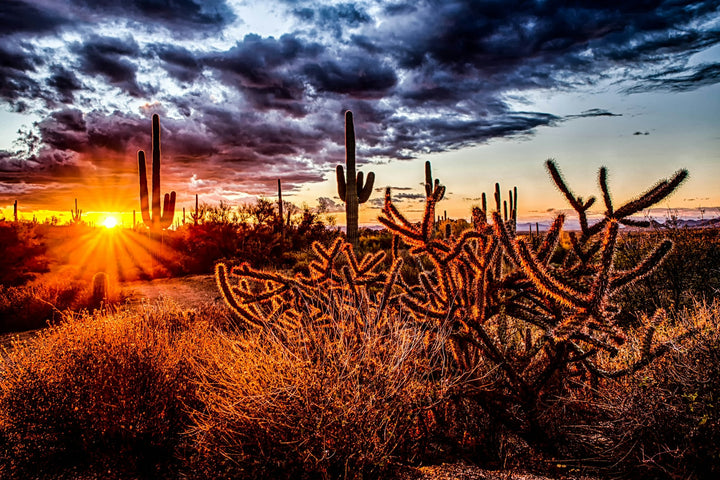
[[1, 275, 222, 353], [120, 274, 222, 309]]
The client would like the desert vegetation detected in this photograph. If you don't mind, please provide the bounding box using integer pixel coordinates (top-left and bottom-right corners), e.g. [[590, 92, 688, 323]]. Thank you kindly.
[[1, 113, 719, 479]]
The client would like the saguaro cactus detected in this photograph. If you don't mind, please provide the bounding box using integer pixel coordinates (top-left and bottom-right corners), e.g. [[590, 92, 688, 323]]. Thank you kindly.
[[277, 179, 284, 233], [138, 114, 176, 231], [191, 194, 201, 226], [425, 161, 444, 232], [424, 161, 444, 201], [71, 198, 82, 223], [336, 111, 374, 246], [13, 200, 17, 223]]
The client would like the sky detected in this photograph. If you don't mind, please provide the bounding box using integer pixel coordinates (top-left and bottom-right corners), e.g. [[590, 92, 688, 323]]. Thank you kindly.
[[0, 0, 719, 228]]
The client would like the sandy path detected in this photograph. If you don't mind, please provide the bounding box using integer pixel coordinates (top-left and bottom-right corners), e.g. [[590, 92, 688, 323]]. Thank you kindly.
[[120, 274, 222, 309]]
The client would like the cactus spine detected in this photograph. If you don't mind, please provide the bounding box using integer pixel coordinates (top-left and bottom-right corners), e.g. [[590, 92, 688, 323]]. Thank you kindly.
[[71, 198, 82, 223], [336, 111, 374, 246], [138, 114, 176, 231]]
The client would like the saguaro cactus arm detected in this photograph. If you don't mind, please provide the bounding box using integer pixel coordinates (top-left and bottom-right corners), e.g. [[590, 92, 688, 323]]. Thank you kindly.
[[138, 151, 152, 226], [336, 165, 347, 201], [357, 170, 375, 203], [424, 161, 444, 201]]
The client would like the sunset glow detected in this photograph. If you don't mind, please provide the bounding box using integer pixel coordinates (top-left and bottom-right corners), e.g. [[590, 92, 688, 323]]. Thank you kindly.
[[103, 216, 119, 229], [0, 1, 717, 227]]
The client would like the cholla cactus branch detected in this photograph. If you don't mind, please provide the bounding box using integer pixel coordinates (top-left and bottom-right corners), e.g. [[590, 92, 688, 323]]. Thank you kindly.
[[612, 169, 688, 220], [536, 214, 565, 264], [599, 167, 613, 215], [610, 239, 673, 290]]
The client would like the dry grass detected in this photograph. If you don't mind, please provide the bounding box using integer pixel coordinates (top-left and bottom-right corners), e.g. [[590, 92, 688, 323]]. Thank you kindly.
[[0, 294, 718, 479], [187, 295, 461, 479], [0, 303, 203, 478]]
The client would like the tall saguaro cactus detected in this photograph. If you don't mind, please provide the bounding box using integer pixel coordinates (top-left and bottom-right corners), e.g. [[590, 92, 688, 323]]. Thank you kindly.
[[70, 198, 82, 223], [191, 194, 201, 226], [277, 179, 284, 233], [336, 111, 374, 246], [13, 200, 17, 223], [138, 114, 176, 231]]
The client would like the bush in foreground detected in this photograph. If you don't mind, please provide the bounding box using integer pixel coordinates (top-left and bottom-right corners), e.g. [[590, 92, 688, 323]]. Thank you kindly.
[[188, 299, 457, 479], [0, 305, 201, 478], [554, 301, 720, 479]]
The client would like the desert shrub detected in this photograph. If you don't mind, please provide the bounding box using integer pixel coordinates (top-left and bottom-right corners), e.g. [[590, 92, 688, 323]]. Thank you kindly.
[[614, 227, 720, 322], [188, 301, 456, 479], [0, 220, 49, 286], [166, 200, 337, 275], [0, 305, 202, 478], [0, 271, 126, 333], [0, 278, 88, 333], [551, 300, 720, 479]]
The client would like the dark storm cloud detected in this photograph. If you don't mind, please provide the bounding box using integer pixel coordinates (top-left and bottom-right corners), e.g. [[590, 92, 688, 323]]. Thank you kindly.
[[302, 57, 397, 97], [47, 66, 83, 105], [150, 44, 204, 83], [0, 43, 43, 109], [1, 0, 719, 205], [0, 0, 69, 36], [292, 3, 371, 37], [625, 62, 720, 93], [71, 35, 146, 97], [204, 33, 323, 114], [68, 0, 236, 29], [566, 109, 621, 119]]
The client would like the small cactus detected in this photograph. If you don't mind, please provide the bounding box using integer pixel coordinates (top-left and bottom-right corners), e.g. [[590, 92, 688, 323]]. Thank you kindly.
[[91, 272, 108, 309], [336, 111, 374, 246], [138, 114, 176, 231]]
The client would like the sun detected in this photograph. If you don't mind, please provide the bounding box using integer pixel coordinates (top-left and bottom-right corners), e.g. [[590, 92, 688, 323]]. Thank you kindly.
[[103, 216, 119, 229]]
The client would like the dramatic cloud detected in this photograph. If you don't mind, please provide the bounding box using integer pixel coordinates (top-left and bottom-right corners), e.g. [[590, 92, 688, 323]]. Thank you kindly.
[[0, 0, 718, 209]]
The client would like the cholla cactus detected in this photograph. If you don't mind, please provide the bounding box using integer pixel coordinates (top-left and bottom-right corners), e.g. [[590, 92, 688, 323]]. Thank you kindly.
[[138, 114, 176, 231], [215, 156, 690, 453], [215, 237, 402, 331], [336, 111, 375, 246]]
